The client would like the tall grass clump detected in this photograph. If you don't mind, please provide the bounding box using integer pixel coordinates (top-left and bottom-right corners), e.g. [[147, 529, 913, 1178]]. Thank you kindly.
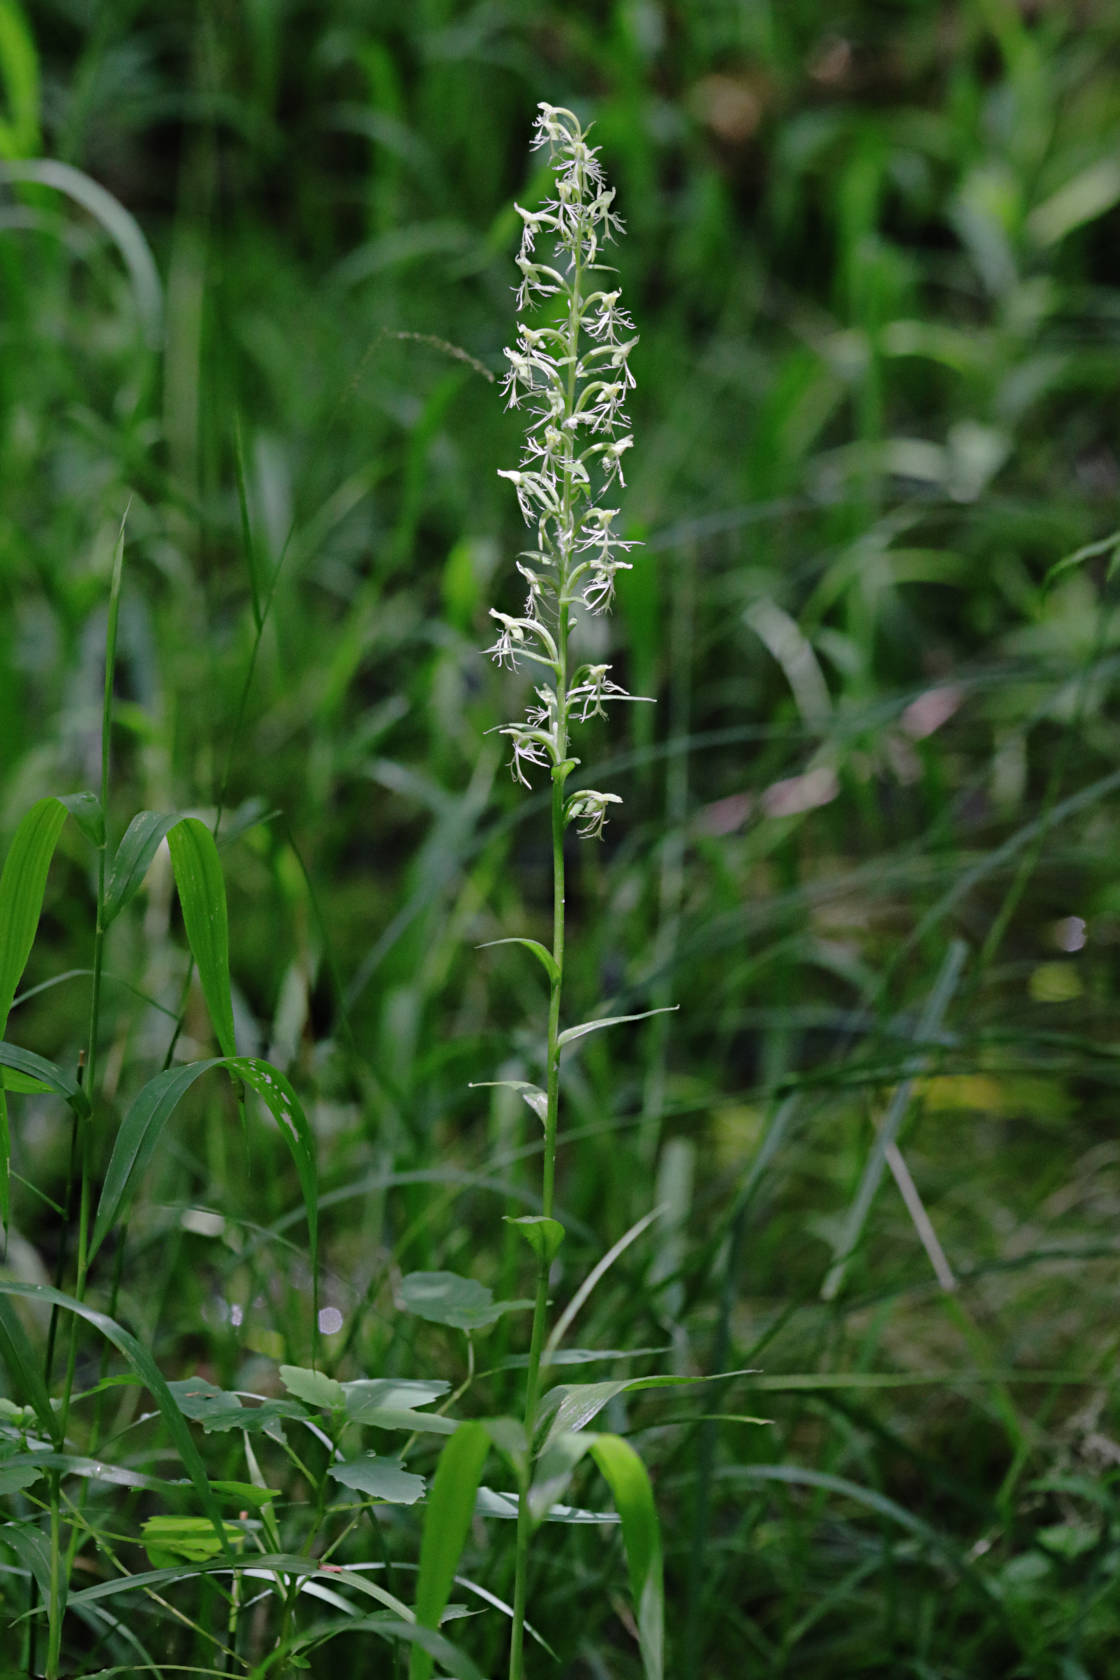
[[0, 95, 670, 1680]]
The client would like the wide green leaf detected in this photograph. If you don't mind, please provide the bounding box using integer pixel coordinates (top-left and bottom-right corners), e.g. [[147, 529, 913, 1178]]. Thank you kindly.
[[279, 1364, 345, 1411], [166, 817, 238, 1058], [504, 1215, 565, 1265], [329, 1454, 426, 1505], [410, 1420, 490, 1680], [343, 1378, 450, 1419], [0, 1453, 47, 1493], [589, 1434, 664, 1680], [353, 1406, 459, 1437], [89, 1057, 317, 1276], [399, 1270, 529, 1332], [167, 1378, 305, 1439], [141, 1513, 243, 1567]]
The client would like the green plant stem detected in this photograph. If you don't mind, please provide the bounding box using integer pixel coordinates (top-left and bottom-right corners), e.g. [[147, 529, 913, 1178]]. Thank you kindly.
[[510, 328, 577, 1673], [509, 658, 569, 1680]]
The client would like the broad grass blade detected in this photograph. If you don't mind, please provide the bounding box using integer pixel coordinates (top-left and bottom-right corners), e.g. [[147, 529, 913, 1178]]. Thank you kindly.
[[104, 812, 188, 927], [90, 1057, 317, 1275], [409, 1419, 490, 1680], [0, 796, 69, 1033], [166, 819, 238, 1058], [589, 1434, 664, 1680]]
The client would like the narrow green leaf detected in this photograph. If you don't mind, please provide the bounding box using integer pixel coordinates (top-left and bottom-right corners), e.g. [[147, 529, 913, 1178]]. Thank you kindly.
[[0, 1070, 50, 1094], [474, 1486, 618, 1523], [504, 1215, 565, 1265], [0, 1089, 7, 1233], [557, 1006, 678, 1050], [528, 1429, 593, 1524], [89, 1057, 317, 1279], [589, 1435, 664, 1680], [329, 1454, 425, 1505], [0, 0, 42, 158], [57, 1552, 415, 1622], [0, 1282, 230, 1554], [468, 1079, 547, 1123], [539, 1371, 753, 1450], [0, 1519, 52, 1602], [542, 1377, 686, 1442], [0, 1290, 59, 1444], [822, 937, 967, 1302], [476, 936, 559, 983], [280, 1364, 345, 1411], [410, 1420, 490, 1680], [544, 1208, 664, 1363], [0, 158, 163, 348], [103, 811, 187, 927], [1043, 530, 1120, 594], [0, 1042, 89, 1116], [166, 818, 238, 1059], [232, 413, 264, 632], [268, 1617, 486, 1680]]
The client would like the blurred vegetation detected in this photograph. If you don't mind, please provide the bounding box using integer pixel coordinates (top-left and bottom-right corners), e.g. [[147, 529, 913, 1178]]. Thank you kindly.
[[4, 0, 1120, 1674]]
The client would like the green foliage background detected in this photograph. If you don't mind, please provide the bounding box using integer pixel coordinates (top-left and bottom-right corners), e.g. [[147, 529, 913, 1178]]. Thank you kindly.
[[4, 1, 1120, 1674]]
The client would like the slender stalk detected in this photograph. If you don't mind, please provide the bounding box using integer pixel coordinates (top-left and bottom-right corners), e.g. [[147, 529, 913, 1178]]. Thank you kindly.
[[496, 105, 639, 1679]]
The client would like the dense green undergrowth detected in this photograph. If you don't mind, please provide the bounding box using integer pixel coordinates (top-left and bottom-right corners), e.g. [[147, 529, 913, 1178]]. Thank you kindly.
[[4, 2, 1120, 1675]]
